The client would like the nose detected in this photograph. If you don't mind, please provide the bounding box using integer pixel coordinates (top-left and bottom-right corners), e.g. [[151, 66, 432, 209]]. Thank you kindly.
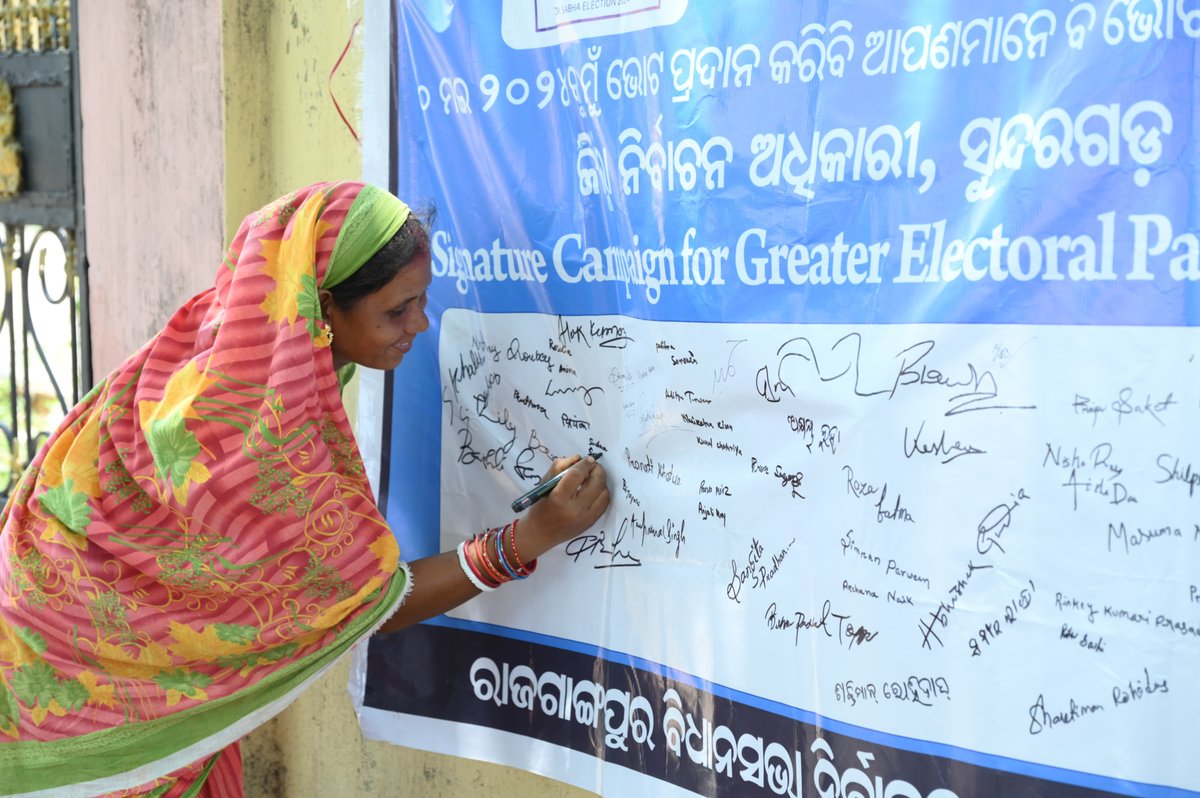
[[406, 305, 430, 335]]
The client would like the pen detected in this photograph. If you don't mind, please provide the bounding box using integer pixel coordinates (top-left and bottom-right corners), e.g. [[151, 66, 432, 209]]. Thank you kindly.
[[510, 453, 603, 513]]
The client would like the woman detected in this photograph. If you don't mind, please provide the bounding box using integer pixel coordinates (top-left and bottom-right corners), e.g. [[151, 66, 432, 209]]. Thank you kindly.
[[0, 181, 609, 797]]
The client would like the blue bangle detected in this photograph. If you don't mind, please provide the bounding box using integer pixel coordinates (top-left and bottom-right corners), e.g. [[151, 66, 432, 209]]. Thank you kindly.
[[494, 524, 524, 580]]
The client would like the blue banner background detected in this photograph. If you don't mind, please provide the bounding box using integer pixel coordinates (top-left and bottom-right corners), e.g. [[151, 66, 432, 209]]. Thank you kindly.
[[372, 2, 1200, 795], [391, 1, 1197, 326]]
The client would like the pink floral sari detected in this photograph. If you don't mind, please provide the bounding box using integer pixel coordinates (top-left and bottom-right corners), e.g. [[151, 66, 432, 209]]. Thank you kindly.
[[0, 182, 410, 797]]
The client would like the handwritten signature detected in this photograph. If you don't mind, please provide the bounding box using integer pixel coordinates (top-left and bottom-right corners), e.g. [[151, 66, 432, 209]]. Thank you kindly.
[[976, 489, 1029, 555], [904, 421, 985, 464], [565, 528, 642, 568], [755, 334, 1035, 416]]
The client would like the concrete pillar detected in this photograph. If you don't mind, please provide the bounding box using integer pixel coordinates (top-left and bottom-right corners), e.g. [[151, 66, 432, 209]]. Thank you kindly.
[[78, 1, 225, 377]]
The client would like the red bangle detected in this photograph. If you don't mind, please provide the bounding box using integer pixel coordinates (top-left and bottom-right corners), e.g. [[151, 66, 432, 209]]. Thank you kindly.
[[507, 520, 536, 576], [457, 541, 495, 592], [473, 531, 508, 585], [463, 540, 501, 589], [466, 533, 503, 588]]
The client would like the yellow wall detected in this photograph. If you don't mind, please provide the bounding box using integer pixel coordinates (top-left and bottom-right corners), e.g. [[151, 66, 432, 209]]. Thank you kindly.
[[221, 0, 366, 241], [221, 3, 594, 795]]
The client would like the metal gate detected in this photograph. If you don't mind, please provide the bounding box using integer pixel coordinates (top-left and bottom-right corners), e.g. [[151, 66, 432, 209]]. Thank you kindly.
[[0, 1, 89, 501]]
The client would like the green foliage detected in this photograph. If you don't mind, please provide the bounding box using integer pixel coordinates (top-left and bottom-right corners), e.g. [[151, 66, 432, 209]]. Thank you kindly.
[[0, 681, 20, 730], [146, 415, 201, 488], [214, 624, 258, 646], [9, 661, 58, 706], [56, 678, 89, 712], [153, 668, 213, 698], [13, 626, 47, 656], [217, 643, 298, 673], [298, 272, 323, 339], [38, 479, 92, 535]]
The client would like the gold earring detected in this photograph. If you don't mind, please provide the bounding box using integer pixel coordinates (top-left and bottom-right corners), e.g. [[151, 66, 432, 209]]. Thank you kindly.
[[316, 320, 334, 348]]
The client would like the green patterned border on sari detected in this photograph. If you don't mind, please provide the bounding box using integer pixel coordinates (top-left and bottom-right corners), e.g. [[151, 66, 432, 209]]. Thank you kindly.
[[0, 567, 407, 797]]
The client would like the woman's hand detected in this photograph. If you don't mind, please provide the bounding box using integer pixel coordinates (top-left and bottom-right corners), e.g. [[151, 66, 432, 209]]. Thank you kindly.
[[518, 455, 610, 560], [376, 455, 609, 635]]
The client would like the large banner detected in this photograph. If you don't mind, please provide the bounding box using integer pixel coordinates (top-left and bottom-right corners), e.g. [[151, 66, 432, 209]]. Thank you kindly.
[[357, 1, 1200, 796]]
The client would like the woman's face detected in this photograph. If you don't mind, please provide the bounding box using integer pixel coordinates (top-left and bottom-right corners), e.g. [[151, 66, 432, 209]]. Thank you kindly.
[[323, 253, 432, 371]]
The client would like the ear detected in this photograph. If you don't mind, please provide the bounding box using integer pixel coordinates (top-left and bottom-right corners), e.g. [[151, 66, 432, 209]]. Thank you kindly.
[[318, 288, 334, 319]]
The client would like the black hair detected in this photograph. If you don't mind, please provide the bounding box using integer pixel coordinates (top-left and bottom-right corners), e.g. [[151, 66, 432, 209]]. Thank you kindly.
[[329, 205, 437, 310]]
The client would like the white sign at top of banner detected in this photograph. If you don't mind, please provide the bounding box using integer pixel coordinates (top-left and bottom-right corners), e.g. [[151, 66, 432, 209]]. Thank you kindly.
[[501, 0, 688, 48]]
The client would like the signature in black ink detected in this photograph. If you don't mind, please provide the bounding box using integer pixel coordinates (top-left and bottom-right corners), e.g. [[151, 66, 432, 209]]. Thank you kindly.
[[620, 478, 640, 507], [1155, 454, 1200, 496], [513, 388, 549, 419], [843, 465, 878, 498], [1107, 522, 1182, 555], [918, 560, 995, 649], [1112, 389, 1175, 425], [774, 464, 805, 499], [1072, 389, 1176, 427], [590, 320, 633, 349], [903, 421, 985, 464], [892, 340, 1036, 416], [834, 614, 879, 651], [1028, 693, 1104, 735], [441, 386, 469, 428], [712, 339, 745, 393], [565, 528, 642, 568], [1060, 623, 1105, 654], [765, 599, 833, 645], [1112, 667, 1169, 707], [557, 315, 591, 348], [560, 412, 590, 430], [455, 426, 514, 471], [448, 348, 486, 395], [976, 489, 1029, 555], [874, 483, 914, 524], [1043, 442, 1124, 480], [473, 386, 517, 435], [623, 511, 686, 557], [545, 380, 604, 406], [726, 537, 764, 604], [513, 428, 556, 482], [1061, 469, 1135, 511], [754, 334, 1034, 417], [763, 599, 876, 650], [506, 338, 554, 371]]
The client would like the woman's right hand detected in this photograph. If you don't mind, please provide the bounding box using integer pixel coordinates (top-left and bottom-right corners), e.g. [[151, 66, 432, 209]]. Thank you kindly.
[[518, 455, 610, 560], [378, 455, 610, 633]]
